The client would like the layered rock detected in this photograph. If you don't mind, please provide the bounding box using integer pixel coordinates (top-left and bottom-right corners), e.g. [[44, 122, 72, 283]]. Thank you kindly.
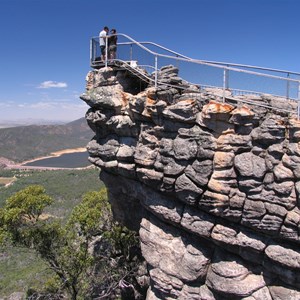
[[81, 65, 300, 299]]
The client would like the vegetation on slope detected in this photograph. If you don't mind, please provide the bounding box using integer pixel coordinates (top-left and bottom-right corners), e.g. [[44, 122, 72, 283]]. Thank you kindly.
[[1, 185, 143, 299], [0, 168, 103, 219], [0, 168, 146, 299], [0, 168, 101, 297], [0, 118, 93, 163]]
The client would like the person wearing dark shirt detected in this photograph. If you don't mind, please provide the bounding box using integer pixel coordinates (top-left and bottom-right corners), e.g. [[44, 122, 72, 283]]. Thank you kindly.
[[108, 29, 118, 59]]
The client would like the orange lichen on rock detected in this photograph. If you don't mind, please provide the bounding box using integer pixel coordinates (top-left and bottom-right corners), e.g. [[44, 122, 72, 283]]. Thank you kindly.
[[143, 97, 157, 117], [121, 92, 129, 108], [203, 100, 234, 115], [181, 99, 196, 105], [231, 106, 254, 117], [146, 97, 156, 107]]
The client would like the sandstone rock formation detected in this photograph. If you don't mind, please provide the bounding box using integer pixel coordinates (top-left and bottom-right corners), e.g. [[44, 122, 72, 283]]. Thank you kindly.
[[81, 64, 300, 299]]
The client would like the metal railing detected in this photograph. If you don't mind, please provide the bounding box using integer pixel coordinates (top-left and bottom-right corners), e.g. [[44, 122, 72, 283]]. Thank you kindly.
[[90, 33, 300, 117]]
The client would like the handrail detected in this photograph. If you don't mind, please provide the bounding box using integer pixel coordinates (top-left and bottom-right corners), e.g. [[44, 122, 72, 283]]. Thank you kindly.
[[119, 40, 300, 77], [90, 33, 300, 118], [105, 59, 296, 103], [198, 59, 300, 77], [93, 34, 300, 85], [92, 33, 300, 78], [118, 41, 192, 60]]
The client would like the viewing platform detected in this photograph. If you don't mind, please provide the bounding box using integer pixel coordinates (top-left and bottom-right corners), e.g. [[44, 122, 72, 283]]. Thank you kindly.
[[90, 33, 300, 118]]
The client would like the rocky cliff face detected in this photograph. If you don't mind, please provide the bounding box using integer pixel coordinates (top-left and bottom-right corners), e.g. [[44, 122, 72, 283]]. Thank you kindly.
[[80, 65, 300, 299]]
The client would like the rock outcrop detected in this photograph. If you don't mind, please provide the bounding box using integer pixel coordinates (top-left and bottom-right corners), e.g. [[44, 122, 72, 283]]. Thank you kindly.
[[81, 65, 300, 299]]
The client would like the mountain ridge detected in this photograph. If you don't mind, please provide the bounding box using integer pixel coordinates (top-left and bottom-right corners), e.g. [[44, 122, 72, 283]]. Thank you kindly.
[[0, 117, 93, 163], [0, 118, 69, 128]]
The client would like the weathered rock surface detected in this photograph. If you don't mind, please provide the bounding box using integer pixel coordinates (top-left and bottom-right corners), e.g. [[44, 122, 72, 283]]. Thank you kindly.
[[81, 65, 300, 299]]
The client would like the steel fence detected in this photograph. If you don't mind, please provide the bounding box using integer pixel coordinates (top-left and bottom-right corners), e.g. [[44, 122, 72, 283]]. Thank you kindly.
[[90, 33, 300, 117]]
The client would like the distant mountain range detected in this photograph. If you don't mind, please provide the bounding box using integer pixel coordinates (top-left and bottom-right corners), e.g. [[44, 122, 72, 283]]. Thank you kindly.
[[0, 118, 94, 163], [0, 119, 67, 128]]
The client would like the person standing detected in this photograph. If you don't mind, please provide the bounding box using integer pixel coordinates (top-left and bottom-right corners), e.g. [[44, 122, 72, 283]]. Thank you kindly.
[[99, 26, 109, 61], [108, 28, 118, 59]]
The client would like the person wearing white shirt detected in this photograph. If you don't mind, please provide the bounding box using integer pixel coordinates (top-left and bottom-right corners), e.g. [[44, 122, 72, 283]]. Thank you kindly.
[[99, 26, 109, 61]]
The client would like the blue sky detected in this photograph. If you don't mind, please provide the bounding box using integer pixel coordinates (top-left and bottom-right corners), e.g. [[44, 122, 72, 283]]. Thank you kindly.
[[1, 0, 300, 122]]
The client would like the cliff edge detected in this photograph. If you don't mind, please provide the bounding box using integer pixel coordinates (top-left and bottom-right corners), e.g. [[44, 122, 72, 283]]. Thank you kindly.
[[80, 65, 300, 299]]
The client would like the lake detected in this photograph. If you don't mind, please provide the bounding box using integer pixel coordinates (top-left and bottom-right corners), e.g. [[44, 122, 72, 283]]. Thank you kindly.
[[23, 151, 91, 168]]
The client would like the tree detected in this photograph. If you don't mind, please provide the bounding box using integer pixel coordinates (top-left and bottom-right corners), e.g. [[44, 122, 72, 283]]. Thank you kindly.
[[0, 185, 145, 299]]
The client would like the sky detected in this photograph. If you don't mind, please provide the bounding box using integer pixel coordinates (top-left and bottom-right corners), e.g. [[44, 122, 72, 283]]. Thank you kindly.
[[1, 0, 300, 123]]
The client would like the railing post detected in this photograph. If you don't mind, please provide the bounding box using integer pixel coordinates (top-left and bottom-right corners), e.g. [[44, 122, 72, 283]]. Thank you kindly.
[[297, 81, 300, 120], [90, 38, 93, 65], [226, 65, 229, 89], [155, 55, 158, 89], [286, 72, 290, 100], [223, 68, 228, 102], [130, 44, 133, 61], [94, 39, 97, 64], [105, 36, 108, 68]]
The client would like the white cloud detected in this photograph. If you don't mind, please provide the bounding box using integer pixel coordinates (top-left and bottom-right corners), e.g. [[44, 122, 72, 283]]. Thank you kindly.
[[37, 81, 68, 89]]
